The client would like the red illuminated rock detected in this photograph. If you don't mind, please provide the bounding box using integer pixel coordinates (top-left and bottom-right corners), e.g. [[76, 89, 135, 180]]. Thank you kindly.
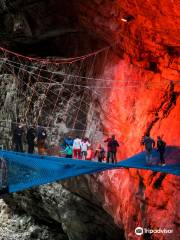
[[73, 1, 180, 239], [0, 1, 179, 240]]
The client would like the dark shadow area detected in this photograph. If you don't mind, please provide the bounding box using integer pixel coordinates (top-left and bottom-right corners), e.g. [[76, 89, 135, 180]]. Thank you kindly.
[[155, 145, 180, 165], [153, 173, 166, 189]]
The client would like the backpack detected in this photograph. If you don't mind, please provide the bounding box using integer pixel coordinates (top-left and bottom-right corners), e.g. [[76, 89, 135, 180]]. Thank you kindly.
[[140, 136, 145, 145], [38, 128, 47, 140], [99, 148, 105, 158], [14, 127, 23, 138], [27, 128, 36, 141], [144, 137, 154, 151]]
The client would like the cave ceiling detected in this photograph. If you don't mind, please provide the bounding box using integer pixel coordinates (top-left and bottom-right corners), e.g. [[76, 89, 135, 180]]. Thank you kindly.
[[0, 0, 179, 57]]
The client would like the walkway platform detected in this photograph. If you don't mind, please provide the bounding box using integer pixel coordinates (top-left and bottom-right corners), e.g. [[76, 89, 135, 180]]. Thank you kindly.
[[0, 147, 179, 194]]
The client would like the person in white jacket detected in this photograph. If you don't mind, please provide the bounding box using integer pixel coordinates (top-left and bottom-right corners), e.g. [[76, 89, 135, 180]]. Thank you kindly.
[[72, 136, 81, 159], [80, 138, 91, 160]]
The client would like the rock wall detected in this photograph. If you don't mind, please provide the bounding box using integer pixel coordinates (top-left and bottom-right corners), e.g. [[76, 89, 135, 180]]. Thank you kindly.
[[62, 173, 180, 240], [0, 55, 98, 149], [93, 51, 180, 158], [0, 199, 68, 240], [3, 183, 123, 240], [0, 1, 179, 240]]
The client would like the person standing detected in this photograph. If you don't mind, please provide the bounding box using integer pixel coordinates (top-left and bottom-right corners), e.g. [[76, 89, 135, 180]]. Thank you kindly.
[[13, 123, 24, 152], [94, 144, 105, 162], [37, 126, 47, 155], [157, 136, 166, 166], [26, 126, 36, 154], [104, 135, 119, 163], [86, 147, 93, 161], [72, 136, 81, 159], [80, 138, 90, 160], [61, 144, 73, 158], [64, 136, 74, 148], [142, 133, 155, 165]]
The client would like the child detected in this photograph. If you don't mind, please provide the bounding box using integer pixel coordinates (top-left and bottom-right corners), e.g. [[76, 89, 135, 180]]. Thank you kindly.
[[61, 145, 73, 158], [86, 147, 93, 161], [94, 144, 105, 162], [80, 138, 91, 160]]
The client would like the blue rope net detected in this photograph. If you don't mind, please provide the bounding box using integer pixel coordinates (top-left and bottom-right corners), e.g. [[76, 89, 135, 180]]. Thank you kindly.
[[0, 147, 179, 194]]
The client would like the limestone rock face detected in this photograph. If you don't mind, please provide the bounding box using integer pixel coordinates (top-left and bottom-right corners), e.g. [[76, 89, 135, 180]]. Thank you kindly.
[[0, 199, 68, 240], [62, 173, 180, 240], [3, 183, 123, 240], [0, 1, 179, 240]]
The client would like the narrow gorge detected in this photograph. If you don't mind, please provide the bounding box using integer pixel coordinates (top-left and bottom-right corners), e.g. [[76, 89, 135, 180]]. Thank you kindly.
[[0, 1, 179, 240]]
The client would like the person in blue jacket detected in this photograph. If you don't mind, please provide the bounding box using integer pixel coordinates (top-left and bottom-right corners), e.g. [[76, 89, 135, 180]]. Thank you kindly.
[[64, 136, 74, 148]]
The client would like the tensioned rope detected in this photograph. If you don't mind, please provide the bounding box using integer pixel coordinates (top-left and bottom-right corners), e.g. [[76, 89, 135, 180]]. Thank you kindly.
[[2, 58, 174, 132], [0, 49, 158, 135], [1, 43, 125, 135], [0, 120, 124, 137], [1, 46, 178, 132], [1, 60, 175, 91], [0, 44, 178, 144], [0, 65, 176, 126], [10, 75, 88, 129], [1, 57, 179, 83], [0, 65, 173, 145], [0, 42, 118, 65], [2, 56, 89, 130], [0, 66, 173, 136]]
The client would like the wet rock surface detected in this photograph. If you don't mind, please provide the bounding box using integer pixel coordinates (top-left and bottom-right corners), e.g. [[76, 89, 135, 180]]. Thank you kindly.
[[0, 1, 179, 240], [3, 183, 123, 240], [0, 199, 68, 240]]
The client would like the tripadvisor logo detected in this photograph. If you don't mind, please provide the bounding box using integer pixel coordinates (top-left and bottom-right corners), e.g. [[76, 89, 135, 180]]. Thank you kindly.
[[135, 227, 173, 236], [135, 227, 143, 236]]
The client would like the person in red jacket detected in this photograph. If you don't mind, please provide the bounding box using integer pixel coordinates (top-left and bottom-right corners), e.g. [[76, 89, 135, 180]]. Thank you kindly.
[[86, 147, 93, 161], [104, 135, 119, 163]]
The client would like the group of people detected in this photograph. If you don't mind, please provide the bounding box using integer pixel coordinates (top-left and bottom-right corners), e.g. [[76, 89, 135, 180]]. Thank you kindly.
[[62, 134, 120, 163], [62, 136, 92, 160], [12, 123, 167, 165], [12, 124, 120, 163], [141, 133, 166, 166], [0, 129, 167, 195], [13, 124, 47, 155]]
